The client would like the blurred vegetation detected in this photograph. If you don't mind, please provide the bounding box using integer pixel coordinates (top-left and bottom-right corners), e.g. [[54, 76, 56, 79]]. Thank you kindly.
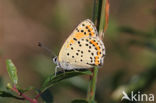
[[0, 0, 156, 103]]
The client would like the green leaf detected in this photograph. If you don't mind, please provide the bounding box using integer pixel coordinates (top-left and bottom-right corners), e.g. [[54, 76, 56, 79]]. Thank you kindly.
[[6, 59, 18, 85], [0, 90, 24, 100], [41, 89, 53, 103], [40, 70, 92, 93], [72, 99, 88, 103]]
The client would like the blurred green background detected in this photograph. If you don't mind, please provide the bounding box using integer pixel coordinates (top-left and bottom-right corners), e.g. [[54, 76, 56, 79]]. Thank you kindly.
[[0, 0, 156, 103]]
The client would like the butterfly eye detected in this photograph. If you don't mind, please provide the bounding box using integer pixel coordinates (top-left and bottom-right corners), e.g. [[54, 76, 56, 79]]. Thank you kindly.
[[53, 56, 57, 64]]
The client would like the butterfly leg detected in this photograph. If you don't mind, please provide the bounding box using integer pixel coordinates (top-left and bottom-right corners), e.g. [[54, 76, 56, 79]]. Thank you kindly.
[[55, 66, 59, 76], [61, 68, 66, 76]]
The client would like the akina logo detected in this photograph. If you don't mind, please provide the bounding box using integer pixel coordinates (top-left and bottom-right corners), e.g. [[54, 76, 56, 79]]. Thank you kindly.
[[121, 91, 154, 102]]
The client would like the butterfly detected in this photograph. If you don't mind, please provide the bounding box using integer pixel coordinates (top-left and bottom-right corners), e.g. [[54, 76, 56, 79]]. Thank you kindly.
[[53, 19, 105, 75]]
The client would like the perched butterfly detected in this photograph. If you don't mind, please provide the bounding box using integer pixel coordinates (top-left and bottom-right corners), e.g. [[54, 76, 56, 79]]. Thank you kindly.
[[53, 19, 105, 75]]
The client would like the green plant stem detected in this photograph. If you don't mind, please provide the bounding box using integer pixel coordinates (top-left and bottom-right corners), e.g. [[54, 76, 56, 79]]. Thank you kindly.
[[90, 67, 98, 102], [11, 85, 38, 103], [99, 0, 107, 38], [87, 0, 107, 103], [87, 0, 101, 102]]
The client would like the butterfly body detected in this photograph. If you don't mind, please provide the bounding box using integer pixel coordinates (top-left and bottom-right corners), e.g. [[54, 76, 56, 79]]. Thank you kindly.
[[53, 19, 105, 73]]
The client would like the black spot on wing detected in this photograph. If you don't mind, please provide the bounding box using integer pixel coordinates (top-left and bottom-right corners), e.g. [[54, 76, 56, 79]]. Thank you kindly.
[[78, 41, 80, 44], [76, 28, 79, 32], [89, 33, 92, 36], [73, 38, 77, 41]]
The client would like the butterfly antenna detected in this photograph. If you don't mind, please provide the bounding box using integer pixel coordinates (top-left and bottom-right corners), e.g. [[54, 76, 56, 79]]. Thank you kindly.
[[38, 42, 56, 58]]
